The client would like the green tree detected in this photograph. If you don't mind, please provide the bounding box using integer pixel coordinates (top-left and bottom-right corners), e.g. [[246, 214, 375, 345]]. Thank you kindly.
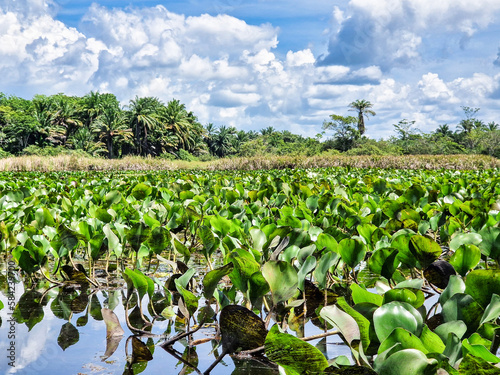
[[348, 99, 375, 135], [126, 96, 161, 156], [92, 106, 132, 158], [322, 114, 359, 152]]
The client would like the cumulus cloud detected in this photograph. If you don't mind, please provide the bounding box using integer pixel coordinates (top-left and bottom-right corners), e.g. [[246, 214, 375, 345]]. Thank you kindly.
[[319, 0, 500, 70]]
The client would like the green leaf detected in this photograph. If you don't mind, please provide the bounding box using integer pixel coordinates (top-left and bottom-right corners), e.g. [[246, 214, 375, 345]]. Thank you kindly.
[[175, 280, 198, 318], [176, 268, 196, 290], [315, 232, 338, 253], [449, 232, 482, 252], [262, 260, 298, 305], [373, 302, 423, 343], [478, 227, 500, 260], [369, 248, 400, 280], [265, 324, 329, 375], [439, 275, 465, 306], [409, 235, 441, 269], [146, 226, 171, 255], [338, 238, 366, 269], [462, 339, 500, 363], [131, 183, 152, 200], [297, 255, 316, 291], [229, 250, 261, 294], [351, 284, 383, 306], [313, 251, 338, 289], [320, 304, 360, 346], [210, 215, 232, 237], [95, 208, 113, 223], [34, 207, 55, 229], [378, 327, 428, 355], [250, 228, 267, 252], [383, 288, 424, 309], [376, 349, 438, 375], [247, 271, 270, 308], [465, 269, 500, 308], [103, 224, 122, 258], [434, 321, 468, 342], [419, 324, 445, 354], [335, 297, 371, 352], [126, 223, 150, 252], [277, 215, 303, 229], [203, 263, 234, 299], [124, 268, 149, 302], [479, 294, 500, 326], [441, 293, 483, 336], [449, 244, 481, 277]]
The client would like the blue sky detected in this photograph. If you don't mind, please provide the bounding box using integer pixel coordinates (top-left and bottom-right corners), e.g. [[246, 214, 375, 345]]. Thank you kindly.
[[1, 0, 500, 139]]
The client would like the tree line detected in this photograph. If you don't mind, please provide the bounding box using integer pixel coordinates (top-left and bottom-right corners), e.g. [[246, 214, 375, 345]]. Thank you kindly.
[[0, 92, 499, 159]]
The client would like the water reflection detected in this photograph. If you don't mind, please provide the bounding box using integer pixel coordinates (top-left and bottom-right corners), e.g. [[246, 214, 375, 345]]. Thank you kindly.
[[0, 279, 350, 374]]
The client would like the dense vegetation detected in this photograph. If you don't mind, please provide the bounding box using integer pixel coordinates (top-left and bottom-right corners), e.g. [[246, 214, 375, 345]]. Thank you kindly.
[[1, 92, 499, 160], [2, 167, 500, 373]]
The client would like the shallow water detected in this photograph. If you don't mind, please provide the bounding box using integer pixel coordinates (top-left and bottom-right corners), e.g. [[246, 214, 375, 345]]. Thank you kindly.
[[0, 280, 351, 375]]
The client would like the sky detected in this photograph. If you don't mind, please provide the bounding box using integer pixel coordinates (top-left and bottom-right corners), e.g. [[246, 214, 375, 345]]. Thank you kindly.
[[1, 0, 500, 139]]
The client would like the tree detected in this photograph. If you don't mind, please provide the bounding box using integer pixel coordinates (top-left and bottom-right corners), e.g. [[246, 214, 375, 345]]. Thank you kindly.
[[260, 126, 276, 136], [434, 124, 453, 138], [92, 106, 132, 158], [348, 99, 375, 135], [126, 96, 161, 156], [322, 114, 359, 152], [210, 125, 236, 157]]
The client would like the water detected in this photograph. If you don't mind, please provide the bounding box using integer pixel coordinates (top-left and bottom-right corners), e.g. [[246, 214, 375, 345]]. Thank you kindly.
[[0, 281, 351, 375]]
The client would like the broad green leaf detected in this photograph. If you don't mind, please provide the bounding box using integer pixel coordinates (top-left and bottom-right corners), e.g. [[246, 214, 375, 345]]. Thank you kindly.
[[34, 207, 55, 229], [315, 232, 338, 253], [176, 268, 196, 290], [409, 235, 441, 269], [210, 215, 232, 237], [335, 297, 371, 352], [262, 260, 298, 305], [250, 228, 266, 252], [369, 248, 400, 280], [351, 284, 383, 306], [247, 271, 270, 307], [434, 321, 468, 342], [229, 250, 261, 294], [441, 293, 483, 335], [297, 255, 316, 291], [439, 275, 465, 306], [103, 224, 122, 258], [478, 227, 500, 260], [338, 238, 366, 269], [131, 183, 152, 200], [378, 327, 428, 355], [203, 263, 234, 299], [313, 251, 338, 289], [376, 349, 438, 375], [462, 339, 500, 363], [419, 324, 445, 354], [479, 294, 500, 326], [174, 280, 198, 318], [265, 324, 329, 375], [465, 269, 500, 308], [449, 244, 481, 277], [383, 288, 424, 309], [126, 223, 150, 252], [373, 302, 423, 343], [146, 226, 171, 255], [449, 232, 482, 252]]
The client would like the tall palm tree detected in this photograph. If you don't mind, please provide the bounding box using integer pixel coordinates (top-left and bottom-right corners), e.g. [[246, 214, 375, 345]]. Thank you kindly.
[[92, 106, 133, 158], [126, 96, 161, 156], [211, 125, 236, 157], [348, 99, 375, 136], [260, 126, 276, 136], [435, 124, 453, 138]]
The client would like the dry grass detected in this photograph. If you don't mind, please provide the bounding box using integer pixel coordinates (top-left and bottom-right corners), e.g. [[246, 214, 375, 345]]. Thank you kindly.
[[0, 154, 498, 172], [206, 154, 500, 171]]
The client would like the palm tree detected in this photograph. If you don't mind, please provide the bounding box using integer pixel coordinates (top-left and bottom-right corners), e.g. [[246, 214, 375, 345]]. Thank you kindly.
[[126, 96, 161, 156], [260, 126, 276, 136], [348, 99, 375, 136], [211, 125, 236, 157], [92, 106, 133, 158], [435, 124, 453, 138]]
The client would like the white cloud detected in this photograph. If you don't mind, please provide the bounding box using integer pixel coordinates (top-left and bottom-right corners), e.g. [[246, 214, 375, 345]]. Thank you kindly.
[[320, 0, 500, 69]]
